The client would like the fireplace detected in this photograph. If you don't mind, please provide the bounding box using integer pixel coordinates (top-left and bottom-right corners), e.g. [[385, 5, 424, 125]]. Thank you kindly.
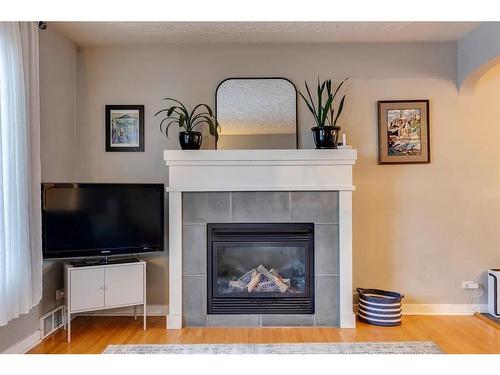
[[165, 149, 357, 329], [207, 223, 314, 314]]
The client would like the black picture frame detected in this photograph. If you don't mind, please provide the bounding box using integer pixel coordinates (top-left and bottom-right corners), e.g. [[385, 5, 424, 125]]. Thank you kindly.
[[105, 105, 145, 152], [377, 100, 430, 164]]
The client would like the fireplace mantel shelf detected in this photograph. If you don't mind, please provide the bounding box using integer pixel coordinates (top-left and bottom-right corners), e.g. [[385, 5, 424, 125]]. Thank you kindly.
[[164, 148, 357, 330], [164, 149, 357, 164], [164, 149, 357, 192]]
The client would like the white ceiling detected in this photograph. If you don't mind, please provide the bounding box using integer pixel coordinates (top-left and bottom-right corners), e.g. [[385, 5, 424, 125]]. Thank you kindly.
[[52, 22, 480, 46]]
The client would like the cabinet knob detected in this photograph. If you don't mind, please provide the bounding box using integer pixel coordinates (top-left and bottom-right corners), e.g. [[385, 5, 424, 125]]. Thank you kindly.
[[100, 286, 105, 290]]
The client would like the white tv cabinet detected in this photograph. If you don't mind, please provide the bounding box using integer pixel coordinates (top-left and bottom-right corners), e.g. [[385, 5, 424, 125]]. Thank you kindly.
[[64, 260, 147, 342]]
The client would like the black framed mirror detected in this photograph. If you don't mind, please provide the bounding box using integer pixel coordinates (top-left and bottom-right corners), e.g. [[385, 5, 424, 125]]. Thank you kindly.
[[215, 77, 298, 149]]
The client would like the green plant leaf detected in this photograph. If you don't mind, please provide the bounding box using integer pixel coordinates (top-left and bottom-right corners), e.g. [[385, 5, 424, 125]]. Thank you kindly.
[[156, 98, 220, 139], [320, 79, 329, 126], [190, 104, 214, 122], [333, 95, 345, 126], [332, 77, 349, 101], [154, 108, 170, 117], [214, 118, 221, 138], [321, 96, 334, 125], [158, 118, 180, 138], [167, 106, 178, 117], [299, 77, 348, 128], [317, 78, 325, 125], [306, 81, 322, 126], [192, 118, 220, 141], [329, 77, 349, 124], [159, 116, 175, 134], [191, 119, 209, 129], [326, 79, 333, 125], [178, 113, 185, 129], [304, 81, 317, 117], [165, 120, 180, 138], [192, 115, 214, 129], [298, 91, 317, 123], [193, 114, 215, 125], [191, 112, 213, 123], [162, 97, 189, 114]]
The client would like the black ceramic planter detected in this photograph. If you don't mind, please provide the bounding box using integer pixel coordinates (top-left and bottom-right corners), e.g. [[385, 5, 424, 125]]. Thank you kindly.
[[311, 126, 340, 149], [179, 131, 202, 150]]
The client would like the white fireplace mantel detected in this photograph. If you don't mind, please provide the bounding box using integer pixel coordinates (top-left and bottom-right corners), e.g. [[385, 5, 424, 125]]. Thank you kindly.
[[164, 149, 357, 329]]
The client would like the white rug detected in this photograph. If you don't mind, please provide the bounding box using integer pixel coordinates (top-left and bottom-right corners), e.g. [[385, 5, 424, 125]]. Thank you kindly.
[[103, 342, 442, 354]]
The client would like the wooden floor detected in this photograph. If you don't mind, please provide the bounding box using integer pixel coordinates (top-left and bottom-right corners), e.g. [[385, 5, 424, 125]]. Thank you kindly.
[[28, 315, 500, 354]]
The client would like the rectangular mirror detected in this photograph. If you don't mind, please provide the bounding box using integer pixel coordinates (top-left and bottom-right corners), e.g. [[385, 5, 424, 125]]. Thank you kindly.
[[215, 78, 297, 149]]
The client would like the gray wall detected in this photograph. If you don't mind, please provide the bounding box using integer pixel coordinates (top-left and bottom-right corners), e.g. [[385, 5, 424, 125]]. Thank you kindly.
[[0, 26, 77, 352], [39, 26, 77, 316], [0, 310, 40, 352], [75, 41, 500, 306]]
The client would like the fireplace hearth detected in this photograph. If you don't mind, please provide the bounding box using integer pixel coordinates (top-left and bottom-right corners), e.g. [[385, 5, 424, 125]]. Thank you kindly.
[[207, 223, 314, 314]]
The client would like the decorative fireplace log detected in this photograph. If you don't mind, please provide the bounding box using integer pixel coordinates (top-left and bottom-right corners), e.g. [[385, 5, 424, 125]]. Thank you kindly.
[[240, 269, 256, 284], [227, 265, 292, 293], [255, 281, 280, 292], [247, 270, 261, 292], [257, 265, 288, 293], [227, 279, 247, 291], [270, 268, 291, 288]]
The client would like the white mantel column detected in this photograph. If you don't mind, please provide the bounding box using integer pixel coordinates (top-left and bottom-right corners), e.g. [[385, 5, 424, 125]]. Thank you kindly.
[[339, 191, 356, 328], [167, 192, 183, 329]]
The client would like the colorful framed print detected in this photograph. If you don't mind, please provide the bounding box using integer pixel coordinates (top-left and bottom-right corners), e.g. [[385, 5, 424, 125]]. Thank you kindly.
[[377, 100, 430, 164], [105, 105, 145, 152]]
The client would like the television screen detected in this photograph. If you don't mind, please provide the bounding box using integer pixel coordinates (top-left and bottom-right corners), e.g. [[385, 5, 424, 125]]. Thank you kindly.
[[42, 183, 164, 259]]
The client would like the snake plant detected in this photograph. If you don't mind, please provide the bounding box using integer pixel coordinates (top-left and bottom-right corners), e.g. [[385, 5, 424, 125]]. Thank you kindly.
[[154, 98, 220, 140], [298, 77, 348, 127]]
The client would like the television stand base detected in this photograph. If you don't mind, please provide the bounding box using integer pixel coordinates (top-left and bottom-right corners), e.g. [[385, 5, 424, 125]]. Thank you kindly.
[[70, 256, 140, 268], [64, 260, 147, 342]]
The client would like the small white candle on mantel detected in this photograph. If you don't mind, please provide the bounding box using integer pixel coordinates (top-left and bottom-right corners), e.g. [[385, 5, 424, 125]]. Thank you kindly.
[[342, 133, 347, 146]]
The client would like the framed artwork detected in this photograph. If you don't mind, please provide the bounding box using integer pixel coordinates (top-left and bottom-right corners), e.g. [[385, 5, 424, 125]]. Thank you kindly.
[[377, 100, 430, 164], [105, 105, 144, 152]]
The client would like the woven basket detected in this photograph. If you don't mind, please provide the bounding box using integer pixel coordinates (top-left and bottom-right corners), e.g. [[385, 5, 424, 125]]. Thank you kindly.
[[357, 288, 404, 326]]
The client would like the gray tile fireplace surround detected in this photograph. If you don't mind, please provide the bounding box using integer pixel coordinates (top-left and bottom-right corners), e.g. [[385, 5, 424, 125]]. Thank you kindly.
[[182, 191, 340, 327]]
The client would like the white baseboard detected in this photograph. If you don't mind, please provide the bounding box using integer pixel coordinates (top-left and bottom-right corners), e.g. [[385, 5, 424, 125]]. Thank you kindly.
[[355, 303, 488, 316], [402, 303, 488, 315], [2, 330, 42, 354], [77, 304, 168, 317], [83, 304, 486, 318]]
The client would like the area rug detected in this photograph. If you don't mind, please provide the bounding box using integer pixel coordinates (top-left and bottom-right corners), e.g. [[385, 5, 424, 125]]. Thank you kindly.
[[103, 342, 442, 354]]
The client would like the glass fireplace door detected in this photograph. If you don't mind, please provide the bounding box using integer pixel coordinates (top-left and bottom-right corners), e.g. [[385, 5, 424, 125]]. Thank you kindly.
[[207, 223, 315, 314], [213, 242, 309, 298]]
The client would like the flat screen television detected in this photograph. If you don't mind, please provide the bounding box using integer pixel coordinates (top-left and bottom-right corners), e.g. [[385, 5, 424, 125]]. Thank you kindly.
[[42, 183, 164, 259]]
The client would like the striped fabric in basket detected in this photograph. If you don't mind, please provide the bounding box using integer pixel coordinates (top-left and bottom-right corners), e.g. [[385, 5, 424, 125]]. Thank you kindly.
[[357, 288, 404, 326]]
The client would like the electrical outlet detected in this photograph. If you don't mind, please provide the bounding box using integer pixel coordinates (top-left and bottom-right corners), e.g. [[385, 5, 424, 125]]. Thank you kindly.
[[461, 281, 480, 290], [56, 288, 65, 300]]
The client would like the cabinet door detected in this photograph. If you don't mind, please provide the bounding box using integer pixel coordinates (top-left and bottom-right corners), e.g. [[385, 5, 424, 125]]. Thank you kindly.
[[70, 268, 105, 311], [104, 264, 144, 308]]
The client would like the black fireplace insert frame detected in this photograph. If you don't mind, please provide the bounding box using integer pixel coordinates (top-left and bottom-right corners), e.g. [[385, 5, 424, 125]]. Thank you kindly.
[[207, 223, 315, 314]]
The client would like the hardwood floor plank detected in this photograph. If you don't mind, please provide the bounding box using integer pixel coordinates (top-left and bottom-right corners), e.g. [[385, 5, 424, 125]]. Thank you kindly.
[[27, 315, 500, 354]]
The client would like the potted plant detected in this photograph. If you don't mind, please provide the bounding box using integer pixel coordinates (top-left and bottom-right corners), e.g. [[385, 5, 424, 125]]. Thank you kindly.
[[155, 98, 220, 150], [299, 78, 348, 149]]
